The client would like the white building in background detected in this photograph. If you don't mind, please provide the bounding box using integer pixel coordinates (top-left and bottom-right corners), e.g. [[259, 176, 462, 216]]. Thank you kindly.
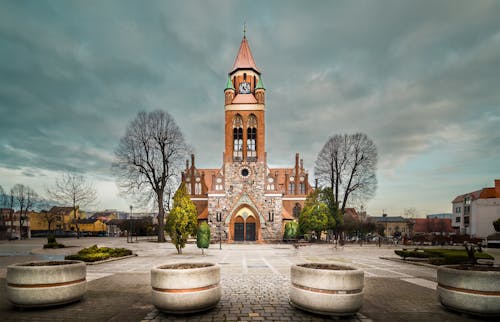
[[0, 209, 31, 239], [452, 179, 500, 238]]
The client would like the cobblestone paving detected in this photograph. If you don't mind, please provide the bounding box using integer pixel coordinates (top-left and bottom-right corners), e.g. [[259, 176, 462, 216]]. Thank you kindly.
[[143, 273, 371, 322], [141, 247, 375, 322], [2, 238, 497, 321]]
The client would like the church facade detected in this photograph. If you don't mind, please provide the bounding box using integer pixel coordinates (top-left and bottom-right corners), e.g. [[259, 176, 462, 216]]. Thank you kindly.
[[181, 35, 312, 242]]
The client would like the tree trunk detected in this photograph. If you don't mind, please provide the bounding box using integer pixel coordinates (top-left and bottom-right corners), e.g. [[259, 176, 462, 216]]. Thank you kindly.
[[157, 193, 166, 242], [74, 206, 80, 239], [18, 205, 24, 239]]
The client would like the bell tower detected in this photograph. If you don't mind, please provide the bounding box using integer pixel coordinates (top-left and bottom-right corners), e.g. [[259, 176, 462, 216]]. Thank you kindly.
[[224, 35, 266, 164]]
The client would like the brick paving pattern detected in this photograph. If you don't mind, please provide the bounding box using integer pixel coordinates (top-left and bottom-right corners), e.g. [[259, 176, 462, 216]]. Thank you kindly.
[[1, 238, 498, 321], [143, 273, 371, 322]]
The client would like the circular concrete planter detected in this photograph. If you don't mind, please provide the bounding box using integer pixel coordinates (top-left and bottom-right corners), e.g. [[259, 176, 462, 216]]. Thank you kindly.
[[437, 265, 500, 317], [151, 263, 221, 314], [6, 260, 87, 308], [290, 263, 364, 316]]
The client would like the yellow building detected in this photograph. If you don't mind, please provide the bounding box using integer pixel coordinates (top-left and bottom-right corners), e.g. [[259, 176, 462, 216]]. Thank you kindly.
[[77, 219, 107, 236], [370, 215, 410, 237], [29, 206, 84, 236]]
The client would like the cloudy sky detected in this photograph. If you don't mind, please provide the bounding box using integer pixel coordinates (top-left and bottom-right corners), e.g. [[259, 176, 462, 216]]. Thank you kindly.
[[1, 0, 499, 216]]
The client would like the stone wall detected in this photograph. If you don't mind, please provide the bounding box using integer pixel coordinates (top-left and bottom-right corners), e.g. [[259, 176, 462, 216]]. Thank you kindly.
[[207, 161, 284, 242]]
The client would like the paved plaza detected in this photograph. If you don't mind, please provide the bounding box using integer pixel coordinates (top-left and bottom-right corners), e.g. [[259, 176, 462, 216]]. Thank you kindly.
[[1, 238, 498, 321]]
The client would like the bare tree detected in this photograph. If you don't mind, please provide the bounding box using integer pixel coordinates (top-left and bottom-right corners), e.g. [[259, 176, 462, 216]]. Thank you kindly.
[[0, 185, 6, 238], [113, 110, 188, 242], [38, 199, 57, 234], [11, 184, 38, 239], [48, 173, 97, 238], [315, 133, 377, 215], [7, 188, 15, 239], [404, 207, 418, 218], [0, 185, 4, 207]]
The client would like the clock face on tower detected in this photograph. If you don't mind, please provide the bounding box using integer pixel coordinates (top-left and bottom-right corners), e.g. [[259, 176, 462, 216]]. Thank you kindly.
[[239, 82, 251, 94]]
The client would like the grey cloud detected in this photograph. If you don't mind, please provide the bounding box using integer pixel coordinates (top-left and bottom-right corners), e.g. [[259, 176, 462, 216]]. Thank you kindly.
[[0, 0, 499, 213]]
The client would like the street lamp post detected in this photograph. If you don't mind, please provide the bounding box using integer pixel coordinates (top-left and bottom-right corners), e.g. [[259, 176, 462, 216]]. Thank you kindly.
[[216, 211, 222, 250], [129, 205, 133, 243], [382, 213, 388, 245]]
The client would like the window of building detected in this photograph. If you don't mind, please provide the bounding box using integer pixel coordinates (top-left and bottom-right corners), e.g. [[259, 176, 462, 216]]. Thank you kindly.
[[288, 182, 295, 194], [300, 183, 306, 194], [195, 182, 202, 195], [233, 114, 243, 161], [464, 216, 470, 225], [246, 114, 257, 161], [187, 184, 192, 195], [215, 178, 223, 191], [455, 207, 461, 213], [293, 203, 301, 218], [455, 217, 461, 223]]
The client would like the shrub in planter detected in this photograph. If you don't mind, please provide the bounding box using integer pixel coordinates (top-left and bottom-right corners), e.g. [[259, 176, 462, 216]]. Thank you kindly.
[[6, 260, 86, 307], [151, 263, 221, 314], [197, 222, 210, 255], [437, 243, 500, 317], [290, 263, 364, 316], [284, 221, 299, 241]]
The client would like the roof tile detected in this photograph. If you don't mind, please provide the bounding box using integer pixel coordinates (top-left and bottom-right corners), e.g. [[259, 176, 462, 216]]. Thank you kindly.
[[231, 36, 259, 73]]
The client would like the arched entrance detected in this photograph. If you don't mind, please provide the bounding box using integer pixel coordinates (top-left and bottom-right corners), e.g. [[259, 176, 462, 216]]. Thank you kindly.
[[246, 216, 256, 241], [234, 216, 244, 241], [229, 206, 260, 242]]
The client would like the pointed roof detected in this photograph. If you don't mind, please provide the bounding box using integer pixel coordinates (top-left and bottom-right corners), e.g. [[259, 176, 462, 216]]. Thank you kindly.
[[225, 76, 235, 90], [231, 36, 260, 74], [255, 76, 265, 89]]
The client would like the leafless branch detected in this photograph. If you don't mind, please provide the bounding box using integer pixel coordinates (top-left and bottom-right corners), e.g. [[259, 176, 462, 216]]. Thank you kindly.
[[112, 110, 188, 242], [47, 173, 97, 238], [315, 133, 377, 215]]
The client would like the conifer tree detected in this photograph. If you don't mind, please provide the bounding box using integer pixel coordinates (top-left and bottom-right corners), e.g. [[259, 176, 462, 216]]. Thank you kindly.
[[197, 221, 211, 255], [165, 183, 198, 254], [298, 190, 329, 241]]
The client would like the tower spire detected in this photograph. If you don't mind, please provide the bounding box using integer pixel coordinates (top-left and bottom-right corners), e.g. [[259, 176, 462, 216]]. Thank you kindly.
[[230, 32, 259, 74], [243, 21, 247, 38]]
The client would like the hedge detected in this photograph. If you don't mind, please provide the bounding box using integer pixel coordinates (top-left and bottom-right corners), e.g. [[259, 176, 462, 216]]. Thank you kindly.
[[65, 245, 132, 262], [394, 248, 494, 265]]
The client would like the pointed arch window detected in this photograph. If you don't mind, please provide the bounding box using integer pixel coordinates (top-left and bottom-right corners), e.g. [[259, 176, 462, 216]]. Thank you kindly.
[[293, 203, 302, 218], [195, 182, 202, 195], [233, 114, 243, 161], [288, 182, 295, 194], [300, 182, 306, 194], [247, 114, 257, 161]]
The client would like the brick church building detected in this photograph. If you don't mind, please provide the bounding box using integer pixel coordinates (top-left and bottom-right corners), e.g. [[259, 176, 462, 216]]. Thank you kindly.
[[181, 35, 313, 242]]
